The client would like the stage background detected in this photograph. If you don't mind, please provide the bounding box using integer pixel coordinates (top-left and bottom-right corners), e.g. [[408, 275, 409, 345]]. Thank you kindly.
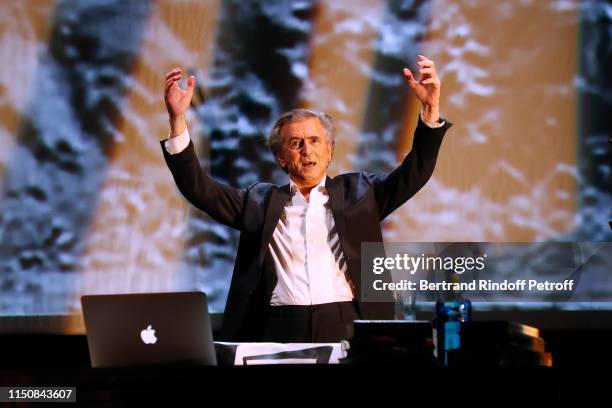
[[0, 0, 610, 316]]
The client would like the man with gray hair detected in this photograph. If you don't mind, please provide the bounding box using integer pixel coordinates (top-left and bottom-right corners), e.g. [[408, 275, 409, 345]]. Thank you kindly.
[[161, 55, 452, 342]]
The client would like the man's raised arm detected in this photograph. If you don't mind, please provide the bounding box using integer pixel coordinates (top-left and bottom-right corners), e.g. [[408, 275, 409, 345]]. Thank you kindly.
[[374, 55, 452, 219], [161, 68, 247, 230]]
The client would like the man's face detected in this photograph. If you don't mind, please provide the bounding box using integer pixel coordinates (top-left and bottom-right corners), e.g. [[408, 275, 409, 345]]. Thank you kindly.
[[276, 117, 333, 188]]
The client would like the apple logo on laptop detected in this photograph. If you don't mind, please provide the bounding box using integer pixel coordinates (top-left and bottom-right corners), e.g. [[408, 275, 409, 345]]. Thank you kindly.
[[140, 325, 157, 344]]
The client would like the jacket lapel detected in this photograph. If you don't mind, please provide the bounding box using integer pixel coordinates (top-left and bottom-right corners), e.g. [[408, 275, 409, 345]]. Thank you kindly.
[[326, 176, 347, 250], [259, 183, 291, 265]]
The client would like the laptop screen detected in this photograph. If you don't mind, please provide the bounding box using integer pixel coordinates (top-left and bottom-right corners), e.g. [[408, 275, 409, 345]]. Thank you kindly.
[[81, 291, 217, 367]]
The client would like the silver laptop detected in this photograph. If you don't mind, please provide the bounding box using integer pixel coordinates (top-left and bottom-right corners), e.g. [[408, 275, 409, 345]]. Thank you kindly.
[[81, 291, 217, 367]]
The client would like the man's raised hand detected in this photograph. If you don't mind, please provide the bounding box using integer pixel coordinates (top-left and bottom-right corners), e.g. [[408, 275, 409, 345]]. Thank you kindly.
[[402, 55, 441, 123], [164, 67, 195, 137]]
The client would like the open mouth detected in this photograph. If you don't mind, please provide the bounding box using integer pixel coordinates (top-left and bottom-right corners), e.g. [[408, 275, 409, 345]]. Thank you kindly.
[[302, 161, 317, 168]]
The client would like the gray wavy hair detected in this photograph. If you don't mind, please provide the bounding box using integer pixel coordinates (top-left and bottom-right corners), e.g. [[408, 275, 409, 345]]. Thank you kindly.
[[266, 108, 336, 157]]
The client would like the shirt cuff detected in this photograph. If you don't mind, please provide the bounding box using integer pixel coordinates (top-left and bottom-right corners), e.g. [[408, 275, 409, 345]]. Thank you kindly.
[[420, 111, 445, 128], [164, 127, 191, 155]]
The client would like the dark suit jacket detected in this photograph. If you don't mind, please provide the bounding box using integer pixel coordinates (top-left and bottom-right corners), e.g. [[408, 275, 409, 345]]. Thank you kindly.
[[162, 117, 452, 341]]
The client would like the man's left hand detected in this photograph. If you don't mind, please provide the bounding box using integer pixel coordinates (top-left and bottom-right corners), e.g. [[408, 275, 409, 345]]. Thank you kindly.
[[403, 55, 441, 123]]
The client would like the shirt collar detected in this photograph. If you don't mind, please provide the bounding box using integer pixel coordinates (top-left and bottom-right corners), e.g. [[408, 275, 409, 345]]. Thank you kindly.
[[289, 175, 327, 196]]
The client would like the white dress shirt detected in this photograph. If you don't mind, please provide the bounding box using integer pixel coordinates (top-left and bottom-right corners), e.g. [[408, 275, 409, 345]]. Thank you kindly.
[[267, 176, 355, 305], [164, 113, 444, 305]]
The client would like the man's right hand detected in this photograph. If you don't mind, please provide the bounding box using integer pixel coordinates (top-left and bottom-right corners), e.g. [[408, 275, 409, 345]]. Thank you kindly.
[[164, 67, 195, 137]]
